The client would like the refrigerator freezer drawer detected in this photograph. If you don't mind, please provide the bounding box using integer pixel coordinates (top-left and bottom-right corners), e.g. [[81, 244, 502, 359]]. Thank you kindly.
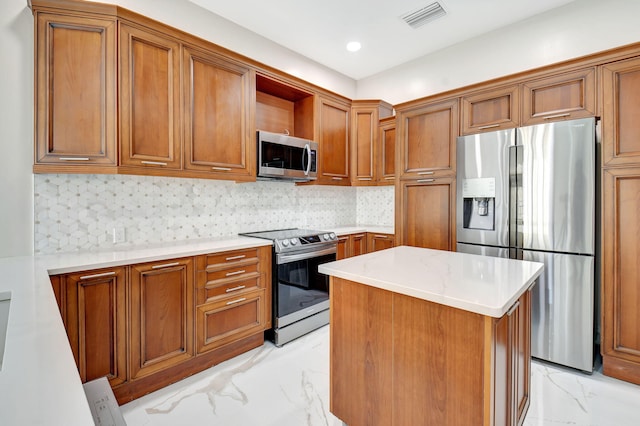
[[524, 250, 594, 372]]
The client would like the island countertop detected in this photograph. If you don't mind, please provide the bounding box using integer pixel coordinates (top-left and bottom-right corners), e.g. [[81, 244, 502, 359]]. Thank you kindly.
[[318, 245, 544, 317]]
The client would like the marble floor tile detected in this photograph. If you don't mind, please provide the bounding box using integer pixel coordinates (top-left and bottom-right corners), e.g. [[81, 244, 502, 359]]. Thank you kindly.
[[121, 325, 640, 426]]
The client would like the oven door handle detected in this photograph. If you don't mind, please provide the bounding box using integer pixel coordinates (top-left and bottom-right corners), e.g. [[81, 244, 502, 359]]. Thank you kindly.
[[277, 245, 337, 264]]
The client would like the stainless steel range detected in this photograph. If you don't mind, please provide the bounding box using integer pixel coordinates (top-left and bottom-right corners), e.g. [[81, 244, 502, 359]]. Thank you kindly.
[[239, 228, 338, 346]]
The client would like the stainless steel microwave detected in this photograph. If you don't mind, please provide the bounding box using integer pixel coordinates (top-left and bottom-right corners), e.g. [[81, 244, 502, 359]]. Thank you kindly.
[[257, 131, 318, 181]]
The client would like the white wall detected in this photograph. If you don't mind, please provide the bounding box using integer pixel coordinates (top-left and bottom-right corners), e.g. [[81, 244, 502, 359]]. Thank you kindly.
[[0, 1, 34, 257], [357, 0, 640, 104], [88, 0, 358, 98]]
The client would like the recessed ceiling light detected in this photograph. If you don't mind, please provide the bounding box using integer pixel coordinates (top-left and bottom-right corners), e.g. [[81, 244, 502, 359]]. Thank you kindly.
[[346, 41, 361, 52]]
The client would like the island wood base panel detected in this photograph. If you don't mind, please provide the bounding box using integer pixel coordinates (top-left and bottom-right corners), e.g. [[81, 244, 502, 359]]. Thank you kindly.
[[113, 333, 263, 404], [330, 277, 531, 426]]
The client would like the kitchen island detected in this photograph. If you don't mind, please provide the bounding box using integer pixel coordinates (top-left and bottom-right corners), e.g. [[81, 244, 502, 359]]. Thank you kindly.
[[318, 246, 543, 426]]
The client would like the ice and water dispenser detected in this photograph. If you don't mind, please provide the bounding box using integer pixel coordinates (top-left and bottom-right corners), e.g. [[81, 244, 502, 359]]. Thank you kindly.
[[461, 177, 496, 231]]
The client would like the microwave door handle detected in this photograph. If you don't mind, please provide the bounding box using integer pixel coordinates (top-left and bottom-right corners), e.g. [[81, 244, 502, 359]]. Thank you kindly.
[[304, 143, 311, 176]]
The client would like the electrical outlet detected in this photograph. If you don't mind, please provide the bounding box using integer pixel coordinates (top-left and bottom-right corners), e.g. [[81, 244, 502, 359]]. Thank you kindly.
[[112, 227, 126, 244]]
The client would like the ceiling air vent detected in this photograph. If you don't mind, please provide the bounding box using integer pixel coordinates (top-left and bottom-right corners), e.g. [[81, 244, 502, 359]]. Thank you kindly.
[[401, 2, 447, 29]]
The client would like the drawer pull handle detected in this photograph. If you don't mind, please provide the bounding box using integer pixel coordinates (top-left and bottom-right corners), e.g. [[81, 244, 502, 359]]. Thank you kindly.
[[417, 178, 435, 183], [332, 177, 343, 181], [358, 177, 373, 181], [152, 262, 180, 269], [477, 124, 501, 130], [59, 157, 90, 161], [226, 285, 246, 293], [212, 166, 232, 171], [417, 171, 434, 175], [80, 271, 116, 280], [373, 235, 388, 239], [226, 270, 246, 277], [225, 255, 246, 261], [542, 113, 571, 120], [384, 176, 395, 180], [141, 160, 168, 166], [226, 297, 246, 306]]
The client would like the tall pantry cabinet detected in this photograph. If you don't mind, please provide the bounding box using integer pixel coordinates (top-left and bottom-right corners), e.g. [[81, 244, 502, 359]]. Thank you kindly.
[[600, 55, 640, 385], [395, 97, 458, 251]]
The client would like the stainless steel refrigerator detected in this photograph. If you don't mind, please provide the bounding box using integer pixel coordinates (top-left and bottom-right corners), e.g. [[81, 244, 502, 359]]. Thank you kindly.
[[456, 117, 596, 372]]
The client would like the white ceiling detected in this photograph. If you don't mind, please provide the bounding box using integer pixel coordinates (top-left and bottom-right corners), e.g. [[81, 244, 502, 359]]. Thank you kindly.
[[190, 0, 577, 80]]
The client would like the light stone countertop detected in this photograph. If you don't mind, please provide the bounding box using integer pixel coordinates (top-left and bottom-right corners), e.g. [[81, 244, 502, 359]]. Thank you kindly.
[[0, 236, 271, 426], [319, 245, 544, 318]]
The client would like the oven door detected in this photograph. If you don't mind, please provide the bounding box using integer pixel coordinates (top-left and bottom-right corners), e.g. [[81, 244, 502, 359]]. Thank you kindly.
[[274, 245, 336, 327]]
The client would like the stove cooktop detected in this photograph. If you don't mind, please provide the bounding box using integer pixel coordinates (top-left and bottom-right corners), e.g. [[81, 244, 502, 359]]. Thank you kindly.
[[239, 228, 338, 253]]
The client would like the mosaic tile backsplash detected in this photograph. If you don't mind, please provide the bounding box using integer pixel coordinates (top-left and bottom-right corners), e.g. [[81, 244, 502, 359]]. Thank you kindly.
[[34, 174, 394, 254]]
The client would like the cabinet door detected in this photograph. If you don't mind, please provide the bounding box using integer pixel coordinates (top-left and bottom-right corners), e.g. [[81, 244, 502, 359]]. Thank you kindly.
[[461, 85, 519, 134], [521, 68, 596, 125], [351, 106, 376, 185], [397, 98, 458, 179], [514, 288, 531, 424], [601, 57, 640, 166], [196, 289, 266, 354], [183, 45, 254, 180], [350, 233, 367, 256], [378, 118, 396, 185], [33, 12, 117, 171], [120, 23, 182, 170], [367, 233, 395, 252], [397, 178, 455, 250], [336, 235, 350, 260], [318, 96, 350, 185], [130, 258, 194, 380], [64, 267, 127, 387], [602, 168, 640, 385], [492, 290, 531, 426]]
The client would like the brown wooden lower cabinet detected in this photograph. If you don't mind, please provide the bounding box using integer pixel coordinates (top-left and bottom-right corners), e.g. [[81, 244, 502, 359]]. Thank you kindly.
[[602, 167, 640, 384], [337, 232, 395, 260], [330, 277, 531, 426], [63, 267, 127, 387], [367, 233, 394, 252], [49, 246, 271, 404], [129, 258, 195, 380], [196, 290, 266, 354]]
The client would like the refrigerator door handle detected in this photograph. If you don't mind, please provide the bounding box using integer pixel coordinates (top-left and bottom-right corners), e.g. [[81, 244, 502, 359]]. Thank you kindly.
[[508, 145, 522, 249]]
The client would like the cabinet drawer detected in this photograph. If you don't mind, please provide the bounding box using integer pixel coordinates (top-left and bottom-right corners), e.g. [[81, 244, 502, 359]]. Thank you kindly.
[[199, 262, 259, 284], [196, 248, 260, 270], [196, 274, 262, 305], [196, 290, 266, 354]]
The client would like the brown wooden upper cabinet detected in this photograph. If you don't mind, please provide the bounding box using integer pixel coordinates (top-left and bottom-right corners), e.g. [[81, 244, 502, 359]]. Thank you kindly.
[[396, 98, 459, 179], [461, 85, 520, 134], [601, 56, 640, 166], [521, 67, 596, 125], [33, 11, 117, 173], [350, 100, 393, 186], [129, 257, 194, 380], [317, 95, 351, 185], [378, 116, 396, 185], [183, 44, 254, 181], [120, 23, 182, 171]]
